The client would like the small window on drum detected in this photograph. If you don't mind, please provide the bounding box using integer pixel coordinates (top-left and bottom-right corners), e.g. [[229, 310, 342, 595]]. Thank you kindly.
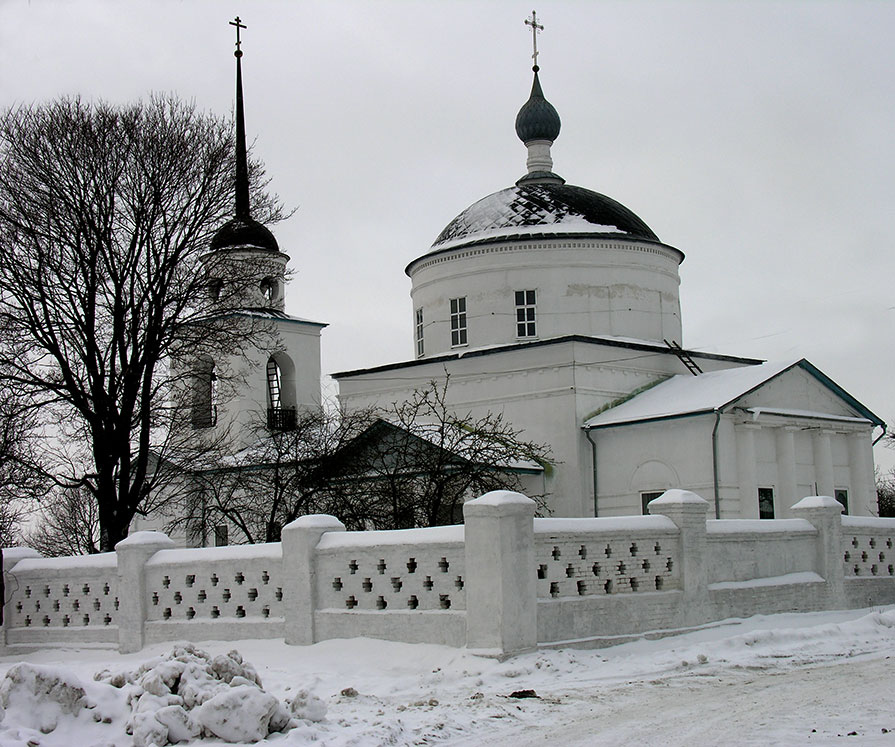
[[450, 297, 467, 347], [415, 308, 424, 358], [515, 290, 536, 338], [208, 279, 223, 302]]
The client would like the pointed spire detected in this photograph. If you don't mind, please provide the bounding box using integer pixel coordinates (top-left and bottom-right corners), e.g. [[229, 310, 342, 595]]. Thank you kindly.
[[231, 16, 251, 220], [210, 17, 280, 254]]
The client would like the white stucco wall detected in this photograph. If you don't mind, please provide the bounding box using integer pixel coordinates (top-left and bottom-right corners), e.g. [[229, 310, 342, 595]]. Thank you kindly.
[[336, 339, 754, 518], [591, 416, 719, 517]]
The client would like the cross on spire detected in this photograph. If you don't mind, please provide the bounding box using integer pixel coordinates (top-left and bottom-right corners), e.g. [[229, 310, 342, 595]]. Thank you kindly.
[[230, 16, 246, 57], [229, 16, 250, 219], [524, 10, 544, 71]]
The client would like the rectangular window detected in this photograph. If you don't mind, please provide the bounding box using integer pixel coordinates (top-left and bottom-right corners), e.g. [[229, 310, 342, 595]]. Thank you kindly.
[[641, 491, 664, 516], [515, 289, 537, 338], [758, 487, 775, 519], [450, 297, 467, 347], [214, 524, 228, 547], [415, 308, 424, 358], [834, 488, 849, 515]]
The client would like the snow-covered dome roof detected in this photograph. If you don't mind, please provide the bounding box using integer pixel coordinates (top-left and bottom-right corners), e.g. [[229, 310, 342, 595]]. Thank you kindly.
[[429, 182, 660, 251]]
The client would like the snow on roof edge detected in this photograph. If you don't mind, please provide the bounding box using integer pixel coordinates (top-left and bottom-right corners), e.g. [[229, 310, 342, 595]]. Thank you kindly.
[[583, 360, 802, 429]]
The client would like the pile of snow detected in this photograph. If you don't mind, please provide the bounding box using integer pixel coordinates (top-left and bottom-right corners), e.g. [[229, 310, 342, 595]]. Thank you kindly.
[[0, 644, 326, 746], [0, 663, 89, 734]]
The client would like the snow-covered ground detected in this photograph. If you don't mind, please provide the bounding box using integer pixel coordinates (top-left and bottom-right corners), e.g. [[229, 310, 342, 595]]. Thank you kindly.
[[1, 605, 894, 746]]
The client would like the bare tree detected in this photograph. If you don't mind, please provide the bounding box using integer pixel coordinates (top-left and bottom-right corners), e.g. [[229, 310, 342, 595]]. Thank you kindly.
[[0, 96, 283, 550], [167, 379, 551, 542], [168, 406, 375, 544], [22, 487, 100, 556], [878, 468, 895, 518], [0, 377, 49, 545], [341, 377, 553, 529]]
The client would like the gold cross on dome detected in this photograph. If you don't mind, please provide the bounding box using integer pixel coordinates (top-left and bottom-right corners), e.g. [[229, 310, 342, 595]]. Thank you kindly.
[[230, 16, 247, 54], [525, 10, 544, 68]]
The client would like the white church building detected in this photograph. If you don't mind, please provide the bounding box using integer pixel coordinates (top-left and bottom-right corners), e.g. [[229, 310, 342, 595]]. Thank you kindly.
[[331, 61, 885, 520], [144, 24, 885, 540]]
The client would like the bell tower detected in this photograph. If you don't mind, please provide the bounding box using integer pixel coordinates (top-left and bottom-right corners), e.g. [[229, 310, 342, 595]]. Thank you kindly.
[[190, 17, 326, 446]]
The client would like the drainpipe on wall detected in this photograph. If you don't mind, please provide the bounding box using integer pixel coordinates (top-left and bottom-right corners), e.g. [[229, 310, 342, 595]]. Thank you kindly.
[[711, 410, 722, 519], [585, 428, 599, 517], [872, 425, 888, 446]]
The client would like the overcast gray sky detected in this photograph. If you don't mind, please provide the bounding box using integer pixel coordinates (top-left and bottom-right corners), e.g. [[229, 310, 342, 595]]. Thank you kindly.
[[2, 0, 894, 470]]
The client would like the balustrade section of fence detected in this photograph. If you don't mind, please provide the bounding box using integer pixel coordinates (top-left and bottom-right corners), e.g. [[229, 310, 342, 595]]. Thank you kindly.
[[3, 491, 895, 657]]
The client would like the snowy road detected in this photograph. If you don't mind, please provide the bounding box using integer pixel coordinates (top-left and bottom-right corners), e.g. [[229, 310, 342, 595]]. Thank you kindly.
[[457, 655, 894, 746], [0, 607, 893, 745]]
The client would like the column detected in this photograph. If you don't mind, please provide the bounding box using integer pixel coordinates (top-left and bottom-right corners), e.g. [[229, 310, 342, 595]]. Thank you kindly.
[[812, 431, 834, 497], [775, 427, 799, 517], [848, 431, 874, 515], [116, 531, 175, 653], [463, 491, 537, 656], [281, 514, 345, 646], [650, 490, 711, 613], [735, 424, 759, 518], [791, 495, 844, 606], [1, 548, 40, 647]]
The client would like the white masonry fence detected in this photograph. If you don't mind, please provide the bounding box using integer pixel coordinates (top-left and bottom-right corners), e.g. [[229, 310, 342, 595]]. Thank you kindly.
[[3, 490, 895, 657]]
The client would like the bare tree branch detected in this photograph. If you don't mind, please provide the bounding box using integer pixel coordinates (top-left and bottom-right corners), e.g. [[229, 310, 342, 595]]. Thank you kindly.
[[0, 95, 285, 550]]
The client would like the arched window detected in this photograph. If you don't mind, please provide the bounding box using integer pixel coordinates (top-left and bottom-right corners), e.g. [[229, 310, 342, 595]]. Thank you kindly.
[[266, 358, 282, 410], [266, 353, 296, 430], [191, 357, 217, 428]]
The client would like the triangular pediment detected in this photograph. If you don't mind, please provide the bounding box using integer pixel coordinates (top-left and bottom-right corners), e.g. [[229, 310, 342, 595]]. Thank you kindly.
[[732, 364, 871, 422]]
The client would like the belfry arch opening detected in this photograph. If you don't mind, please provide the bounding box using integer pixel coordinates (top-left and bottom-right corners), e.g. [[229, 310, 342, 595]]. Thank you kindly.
[[259, 276, 279, 304], [191, 356, 218, 429], [266, 352, 296, 430]]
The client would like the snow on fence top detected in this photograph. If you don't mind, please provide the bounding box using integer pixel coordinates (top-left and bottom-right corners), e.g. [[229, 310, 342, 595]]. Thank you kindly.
[[534, 515, 677, 534], [316, 525, 464, 550], [11, 552, 118, 573], [706, 519, 816, 536], [145, 543, 282, 567], [842, 516, 895, 530]]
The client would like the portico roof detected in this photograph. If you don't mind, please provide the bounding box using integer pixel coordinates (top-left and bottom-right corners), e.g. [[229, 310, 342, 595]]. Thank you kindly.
[[583, 359, 885, 430]]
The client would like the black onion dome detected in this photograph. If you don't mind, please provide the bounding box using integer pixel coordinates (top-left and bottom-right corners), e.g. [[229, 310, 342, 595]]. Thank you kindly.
[[515, 70, 561, 143], [431, 183, 660, 249], [210, 216, 280, 253]]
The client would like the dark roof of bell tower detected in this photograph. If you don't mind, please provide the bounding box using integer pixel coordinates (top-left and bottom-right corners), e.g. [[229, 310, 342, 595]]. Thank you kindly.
[[210, 216, 279, 252]]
